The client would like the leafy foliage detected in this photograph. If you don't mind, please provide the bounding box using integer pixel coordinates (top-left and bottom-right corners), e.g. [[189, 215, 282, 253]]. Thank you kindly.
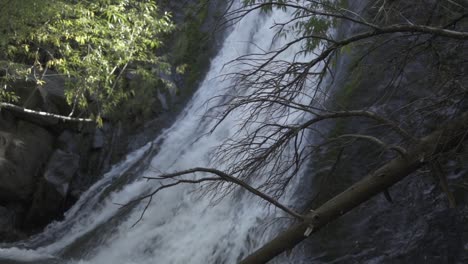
[[0, 89, 19, 103], [171, 0, 212, 92], [0, 0, 174, 120], [241, 0, 339, 51]]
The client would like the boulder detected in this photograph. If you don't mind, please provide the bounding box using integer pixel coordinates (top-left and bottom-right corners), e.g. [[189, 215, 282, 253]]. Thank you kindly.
[[0, 121, 53, 202], [0, 206, 15, 228], [24, 149, 79, 229], [92, 128, 105, 149], [0, 158, 22, 201], [57, 130, 80, 153], [0, 205, 26, 242], [43, 149, 80, 196], [23, 178, 64, 230], [10, 80, 43, 110], [42, 72, 71, 114], [0, 111, 16, 131]]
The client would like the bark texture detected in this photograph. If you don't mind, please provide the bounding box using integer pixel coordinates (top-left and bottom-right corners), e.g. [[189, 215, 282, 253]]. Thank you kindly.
[[240, 111, 468, 264]]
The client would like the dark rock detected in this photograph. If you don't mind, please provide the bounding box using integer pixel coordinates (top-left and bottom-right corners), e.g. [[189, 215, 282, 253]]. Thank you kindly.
[[57, 130, 80, 154], [92, 128, 105, 149], [42, 73, 71, 114], [0, 206, 15, 228], [10, 80, 43, 110], [0, 205, 26, 242], [23, 178, 65, 230], [44, 149, 80, 196], [1, 121, 53, 202], [23, 149, 79, 229], [0, 158, 20, 201]]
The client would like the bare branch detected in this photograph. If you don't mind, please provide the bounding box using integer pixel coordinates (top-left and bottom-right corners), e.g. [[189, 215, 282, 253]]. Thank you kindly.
[[429, 160, 456, 208], [339, 134, 407, 157], [127, 177, 222, 227], [240, 110, 468, 263], [143, 167, 305, 220]]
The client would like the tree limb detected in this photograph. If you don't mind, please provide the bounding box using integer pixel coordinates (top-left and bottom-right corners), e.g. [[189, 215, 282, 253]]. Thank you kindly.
[[430, 160, 456, 208], [0, 102, 94, 123], [143, 167, 305, 220], [240, 110, 468, 264], [339, 134, 407, 157]]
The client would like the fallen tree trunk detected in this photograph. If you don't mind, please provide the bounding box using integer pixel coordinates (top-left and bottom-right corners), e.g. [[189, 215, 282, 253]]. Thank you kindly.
[[240, 111, 468, 264], [0, 102, 94, 123]]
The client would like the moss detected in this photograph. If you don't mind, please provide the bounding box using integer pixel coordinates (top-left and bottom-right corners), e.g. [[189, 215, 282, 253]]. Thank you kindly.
[[305, 50, 367, 207], [335, 63, 363, 108], [170, 0, 213, 96], [105, 0, 216, 124]]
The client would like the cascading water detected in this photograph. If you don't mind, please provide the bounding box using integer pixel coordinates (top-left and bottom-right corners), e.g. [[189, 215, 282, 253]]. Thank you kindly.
[[1, 3, 316, 264]]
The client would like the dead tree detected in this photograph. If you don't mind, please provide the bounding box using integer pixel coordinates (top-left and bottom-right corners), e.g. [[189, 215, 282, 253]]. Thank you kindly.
[[133, 0, 467, 262], [240, 110, 468, 263], [207, 1, 468, 199]]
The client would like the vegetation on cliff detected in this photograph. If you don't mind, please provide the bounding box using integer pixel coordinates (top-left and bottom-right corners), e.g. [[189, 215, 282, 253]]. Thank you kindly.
[[0, 0, 174, 124]]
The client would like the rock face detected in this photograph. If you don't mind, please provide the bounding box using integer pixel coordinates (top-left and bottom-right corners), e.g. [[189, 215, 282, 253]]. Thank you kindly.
[[23, 149, 80, 229], [0, 205, 26, 242], [0, 116, 53, 202], [0, 93, 106, 238], [291, 1, 468, 263], [0, 81, 84, 237], [44, 149, 80, 197]]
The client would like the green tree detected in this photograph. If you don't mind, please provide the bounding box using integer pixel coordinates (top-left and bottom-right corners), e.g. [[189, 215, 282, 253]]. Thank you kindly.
[[0, 0, 174, 124]]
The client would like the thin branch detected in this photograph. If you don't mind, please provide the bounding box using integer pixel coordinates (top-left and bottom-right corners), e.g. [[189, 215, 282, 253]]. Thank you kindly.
[[240, 110, 468, 263], [127, 177, 221, 227], [295, 110, 414, 142], [143, 167, 305, 220], [429, 160, 456, 208], [339, 134, 407, 157]]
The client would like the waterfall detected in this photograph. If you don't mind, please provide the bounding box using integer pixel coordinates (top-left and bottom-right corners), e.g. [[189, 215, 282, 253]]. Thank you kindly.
[[0, 3, 314, 264]]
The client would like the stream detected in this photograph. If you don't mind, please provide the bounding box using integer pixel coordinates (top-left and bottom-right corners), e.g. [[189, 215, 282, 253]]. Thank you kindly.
[[0, 2, 316, 264]]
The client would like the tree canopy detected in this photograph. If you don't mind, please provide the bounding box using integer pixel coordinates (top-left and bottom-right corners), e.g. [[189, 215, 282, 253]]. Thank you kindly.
[[0, 0, 174, 123]]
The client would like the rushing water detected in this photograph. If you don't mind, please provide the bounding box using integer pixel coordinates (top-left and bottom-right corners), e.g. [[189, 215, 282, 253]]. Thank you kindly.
[[0, 3, 315, 264]]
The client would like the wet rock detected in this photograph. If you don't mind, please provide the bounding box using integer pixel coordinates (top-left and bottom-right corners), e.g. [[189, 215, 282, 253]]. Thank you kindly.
[[0, 111, 16, 131]]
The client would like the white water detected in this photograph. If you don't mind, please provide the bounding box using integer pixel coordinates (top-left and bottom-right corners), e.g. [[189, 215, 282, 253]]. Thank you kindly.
[[0, 4, 314, 264]]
